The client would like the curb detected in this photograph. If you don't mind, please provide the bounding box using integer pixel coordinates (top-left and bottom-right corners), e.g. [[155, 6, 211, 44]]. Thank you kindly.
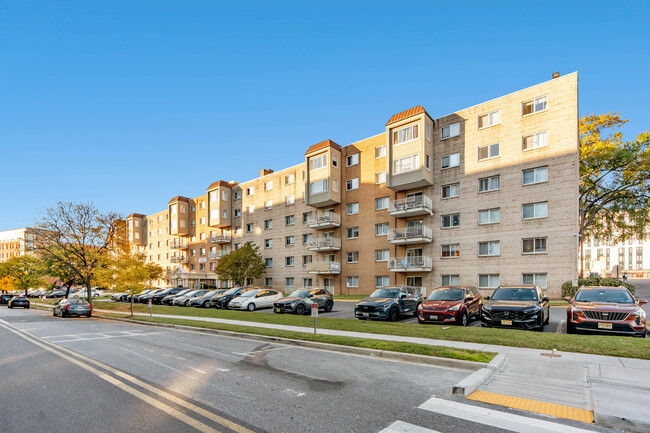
[[96, 314, 485, 371], [487, 353, 507, 371], [452, 368, 493, 396]]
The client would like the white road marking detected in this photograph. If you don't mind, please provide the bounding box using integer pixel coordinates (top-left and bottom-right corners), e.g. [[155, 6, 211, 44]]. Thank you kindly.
[[47, 332, 161, 343], [232, 346, 293, 356], [419, 397, 597, 433], [556, 319, 566, 334], [188, 367, 207, 374], [215, 368, 230, 372], [378, 421, 441, 433], [175, 356, 188, 360], [121, 348, 195, 377], [180, 343, 241, 360]]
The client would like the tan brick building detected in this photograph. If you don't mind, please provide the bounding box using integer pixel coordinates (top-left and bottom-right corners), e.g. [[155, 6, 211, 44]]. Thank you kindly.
[[128, 73, 579, 297], [0, 227, 38, 262]]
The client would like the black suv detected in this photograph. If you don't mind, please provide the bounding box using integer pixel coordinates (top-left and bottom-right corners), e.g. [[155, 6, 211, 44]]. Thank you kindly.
[[354, 286, 422, 321], [0, 294, 13, 305], [481, 285, 550, 331], [273, 288, 333, 315], [210, 287, 255, 309], [150, 287, 184, 304]]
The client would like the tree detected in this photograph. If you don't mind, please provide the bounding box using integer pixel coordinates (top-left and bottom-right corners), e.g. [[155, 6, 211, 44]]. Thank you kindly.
[[215, 243, 266, 287], [0, 256, 44, 296], [32, 202, 124, 305], [580, 113, 650, 274], [38, 248, 84, 298], [0, 275, 16, 293]]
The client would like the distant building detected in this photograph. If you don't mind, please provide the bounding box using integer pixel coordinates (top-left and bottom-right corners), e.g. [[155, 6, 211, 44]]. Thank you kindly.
[[583, 236, 650, 278], [0, 227, 38, 262]]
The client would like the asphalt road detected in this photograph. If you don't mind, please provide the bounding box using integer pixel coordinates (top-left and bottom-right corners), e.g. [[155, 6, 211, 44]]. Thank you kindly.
[[0, 307, 607, 433]]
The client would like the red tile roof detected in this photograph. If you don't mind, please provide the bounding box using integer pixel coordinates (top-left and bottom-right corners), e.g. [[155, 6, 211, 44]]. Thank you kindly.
[[127, 213, 146, 219], [168, 196, 191, 204], [207, 180, 232, 190], [305, 139, 342, 155], [386, 105, 430, 125]]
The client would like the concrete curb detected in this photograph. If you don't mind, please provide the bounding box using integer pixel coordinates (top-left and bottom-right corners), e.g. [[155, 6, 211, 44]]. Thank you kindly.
[[95, 314, 485, 371], [452, 368, 493, 396], [487, 353, 507, 371]]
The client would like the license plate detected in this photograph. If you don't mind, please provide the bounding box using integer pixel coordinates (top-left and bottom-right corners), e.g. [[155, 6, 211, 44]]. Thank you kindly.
[[429, 315, 439, 320], [501, 320, 513, 326], [274, 308, 281, 313], [361, 313, 369, 317], [598, 322, 613, 329]]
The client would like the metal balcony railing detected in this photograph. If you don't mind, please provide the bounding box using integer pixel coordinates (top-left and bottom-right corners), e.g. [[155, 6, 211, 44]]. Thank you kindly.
[[306, 212, 341, 228], [170, 256, 188, 263], [208, 251, 226, 260], [306, 261, 341, 274], [388, 196, 433, 216], [170, 241, 188, 249], [208, 235, 231, 243], [306, 237, 341, 251], [388, 256, 433, 271], [388, 226, 433, 244]]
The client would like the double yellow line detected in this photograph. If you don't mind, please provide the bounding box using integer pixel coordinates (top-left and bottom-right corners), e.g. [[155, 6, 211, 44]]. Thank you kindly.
[[0, 320, 256, 433]]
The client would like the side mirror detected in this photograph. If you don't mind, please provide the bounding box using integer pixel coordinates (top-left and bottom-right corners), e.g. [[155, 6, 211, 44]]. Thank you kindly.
[[466, 296, 474, 302], [484, 296, 490, 300], [564, 296, 572, 303], [639, 299, 648, 306], [400, 294, 407, 299], [542, 297, 550, 302], [307, 294, 313, 298]]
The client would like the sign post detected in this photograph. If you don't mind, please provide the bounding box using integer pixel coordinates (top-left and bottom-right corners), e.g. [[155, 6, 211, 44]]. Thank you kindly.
[[311, 303, 318, 335], [149, 298, 152, 317]]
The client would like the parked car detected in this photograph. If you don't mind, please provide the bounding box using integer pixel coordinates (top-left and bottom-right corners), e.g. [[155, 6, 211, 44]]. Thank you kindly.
[[481, 285, 549, 331], [132, 289, 156, 303], [229, 289, 283, 311], [418, 286, 482, 326], [566, 286, 647, 337], [72, 289, 103, 298], [0, 294, 13, 304], [273, 288, 333, 315], [161, 288, 192, 305], [8, 296, 30, 309], [189, 290, 227, 308], [173, 290, 209, 306], [354, 286, 422, 321], [150, 287, 184, 304], [139, 289, 166, 303], [53, 299, 92, 318], [46, 289, 67, 298], [210, 287, 256, 309]]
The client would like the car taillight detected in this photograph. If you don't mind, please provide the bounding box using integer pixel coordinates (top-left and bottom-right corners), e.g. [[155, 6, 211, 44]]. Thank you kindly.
[[89, 304, 92, 309], [66, 304, 70, 310]]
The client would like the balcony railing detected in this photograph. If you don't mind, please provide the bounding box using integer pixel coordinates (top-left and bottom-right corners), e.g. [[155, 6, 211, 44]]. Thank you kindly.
[[388, 196, 433, 217], [208, 251, 227, 260], [170, 241, 188, 249], [307, 261, 341, 274], [306, 212, 341, 229], [170, 256, 188, 264], [388, 226, 433, 244], [208, 235, 231, 244], [306, 237, 341, 251], [388, 256, 433, 272]]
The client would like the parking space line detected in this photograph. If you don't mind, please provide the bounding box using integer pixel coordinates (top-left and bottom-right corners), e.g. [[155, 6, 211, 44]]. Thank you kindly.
[[379, 420, 441, 433], [121, 348, 194, 377], [556, 320, 566, 334]]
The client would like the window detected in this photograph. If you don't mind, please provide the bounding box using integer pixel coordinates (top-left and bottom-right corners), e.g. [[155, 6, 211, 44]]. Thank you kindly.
[[478, 110, 500, 129], [375, 145, 386, 158], [347, 227, 359, 239], [478, 143, 499, 160], [264, 219, 273, 229], [210, 263, 215, 271], [200, 233, 206, 241], [222, 209, 228, 218], [441, 214, 460, 228], [264, 239, 272, 248], [478, 241, 500, 256], [523, 273, 547, 288], [346, 178, 359, 191], [265, 258, 273, 267], [523, 238, 547, 254], [441, 244, 460, 258], [264, 181, 273, 191], [478, 208, 500, 225], [346, 276, 359, 288], [441, 183, 460, 199], [303, 211, 312, 223], [347, 251, 359, 263], [200, 247, 206, 256], [441, 122, 460, 140], [190, 205, 195, 213], [426, 124, 431, 141], [302, 233, 312, 244], [375, 171, 386, 184], [441, 275, 460, 286], [285, 174, 295, 185], [309, 154, 328, 171], [637, 247, 644, 269], [245, 223, 254, 233], [248, 205, 254, 213], [265, 278, 272, 286], [286, 277, 294, 287], [523, 131, 548, 151], [394, 154, 419, 174], [522, 202, 548, 219], [332, 179, 338, 192], [523, 166, 548, 185], [523, 96, 547, 116], [302, 255, 313, 266], [222, 190, 229, 201], [199, 217, 205, 225], [285, 256, 294, 266], [285, 236, 294, 246], [376, 197, 389, 210], [264, 200, 273, 210], [375, 249, 389, 262], [375, 276, 390, 288], [190, 220, 196, 227], [426, 154, 430, 170], [478, 175, 500, 193], [234, 191, 241, 200], [441, 153, 460, 169], [191, 249, 196, 257], [479, 274, 500, 289], [285, 195, 294, 206], [246, 187, 254, 196], [346, 202, 359, 215], [346, 154, 359, 166], [393, 123, 418, 145], [234, 209, 241, 217], [234, 226, 241, 234], [331, 155, 338, 167], [375, 223, 389, 236], [309, 179, 328, 195], [285, 215, 295, 225]]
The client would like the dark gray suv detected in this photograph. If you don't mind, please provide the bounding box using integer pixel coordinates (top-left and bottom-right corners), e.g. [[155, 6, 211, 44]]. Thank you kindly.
[[273, 288, 334, 315], [354, 286, 422, 321]]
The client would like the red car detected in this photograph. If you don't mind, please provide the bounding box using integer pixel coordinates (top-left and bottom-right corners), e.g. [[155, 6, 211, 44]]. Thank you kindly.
[[566, 286, 647, 338], [418, 286, 482, 326]]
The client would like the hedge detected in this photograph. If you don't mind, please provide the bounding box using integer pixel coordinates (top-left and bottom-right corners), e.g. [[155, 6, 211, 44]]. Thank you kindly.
[[561, 276, 635, 298]]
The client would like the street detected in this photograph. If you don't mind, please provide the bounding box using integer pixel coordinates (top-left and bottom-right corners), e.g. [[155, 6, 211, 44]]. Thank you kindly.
[[0, 307, 610, 433]]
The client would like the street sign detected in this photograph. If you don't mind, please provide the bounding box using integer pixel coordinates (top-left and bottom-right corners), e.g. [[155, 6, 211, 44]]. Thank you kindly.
[[572, 279, 578, 288], [311, 303, 318, 317]]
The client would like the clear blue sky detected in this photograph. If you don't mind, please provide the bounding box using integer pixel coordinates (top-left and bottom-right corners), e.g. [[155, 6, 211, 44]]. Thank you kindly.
[[1, 1, 648, 230]]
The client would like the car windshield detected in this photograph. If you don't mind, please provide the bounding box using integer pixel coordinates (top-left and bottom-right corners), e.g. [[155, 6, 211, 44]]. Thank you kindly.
[[289, 290, 310, 298], [190, 291, 208, 297], [427, 289, 464, 301], [224, 287, 246, 296], [175, 289, 191, 296], [491, 288, 538, 301], [69, 299, 88, 305], [202, 290, 219, 297], [239, 290, 260, 298], [575, 289, 634, 304], [370, 288, 399, 298]]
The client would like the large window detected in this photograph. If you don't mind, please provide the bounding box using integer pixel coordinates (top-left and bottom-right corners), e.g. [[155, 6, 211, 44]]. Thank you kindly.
[[285, 236, 295, 246], [441, 122, 460, 140], [346, 276, 359, 288], [478, 143, 499, 160], [523, 96, 547, 116], [285, 256, 294, 266], [441, 244, 460, 258], [441, 214, 460, 228], [441, 183, 460, 199], [347, 202, 359, 215], [522, 237, 547, 254], [375, 171, 386, 184], [375, 223, 389, 236], [523, 131, 548, 151], [347, 227, 359, 239], [394, 154, 419, 174], [522, 273, 547, 288], [309, 179, 328, 195], [478, 208, 500, 225], [376, 197, 389, 210], [375, 276, 390, 288], [375, 249, 389, 262], [346, 153, 359, 167], [522, 202, 548, 219], [375, 145, 386, 158], [478, 111, 500, 129], [393, 124, 418, 145], [522, 166, 548, 185], [441, 275, 460, 286], [347, 251, 359, 263], [309, 154, 328, 171], [478, 175, 500, 192], [479, 274, 500, 289], [441, 153, 460, 169], [478, 241, 500, 256]]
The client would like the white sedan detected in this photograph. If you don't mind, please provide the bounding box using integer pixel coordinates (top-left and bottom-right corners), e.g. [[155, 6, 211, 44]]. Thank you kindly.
[[228, 289, 283, 311]]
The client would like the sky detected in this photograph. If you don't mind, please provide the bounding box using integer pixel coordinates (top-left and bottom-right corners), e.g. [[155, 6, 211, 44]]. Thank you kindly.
[[1, 0, 649, 231]]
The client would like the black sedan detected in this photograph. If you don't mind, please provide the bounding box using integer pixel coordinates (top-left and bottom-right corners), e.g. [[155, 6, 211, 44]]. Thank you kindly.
[[161, 288, 193, 305], [150, 287, 185, 304], [1, 294, 13, 304], [273, 288, 333, 315], [190, 290, 227, 308], [209, 287, 255, 309], [8, 296, 30, 309], [53, 299, 92, 318], [481, 285, 549, 331]]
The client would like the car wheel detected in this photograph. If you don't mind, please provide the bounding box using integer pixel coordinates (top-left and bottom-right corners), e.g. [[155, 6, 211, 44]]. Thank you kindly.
[[413, 303, 421, 317], [459, 311, 468, 327], [566, 321, 576, 334], [26, 306, 30, 309], [324, 300, 333, 312], [388, 307, 399, 322], [295, 304, 306, 315], [86, 313, 92, 318], [357, 317, 367, 320], [247, 303, 256, 311], [60, 310, 66, 318], [8, 305, 12, 309], [52, 309, 56, 316]]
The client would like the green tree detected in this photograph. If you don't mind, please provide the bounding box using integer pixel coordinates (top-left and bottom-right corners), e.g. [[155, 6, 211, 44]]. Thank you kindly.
[[0, 256, 44, 296], [104, 251, 163, 315], [38, 247, 84, 298], [215, 243, 266, 286]]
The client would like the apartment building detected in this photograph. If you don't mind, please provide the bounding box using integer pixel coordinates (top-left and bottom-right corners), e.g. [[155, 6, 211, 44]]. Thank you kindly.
[[583, 236, 650, 278], [0, 227, 37, 262], [128, 72, 579, 297]]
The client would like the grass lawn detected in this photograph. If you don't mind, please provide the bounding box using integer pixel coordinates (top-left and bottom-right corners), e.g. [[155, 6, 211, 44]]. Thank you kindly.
[[34, 299, 650, 360]]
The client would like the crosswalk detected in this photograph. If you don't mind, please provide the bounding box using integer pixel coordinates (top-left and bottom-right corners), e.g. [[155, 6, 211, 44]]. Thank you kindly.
[[379, 396, 600, 433]]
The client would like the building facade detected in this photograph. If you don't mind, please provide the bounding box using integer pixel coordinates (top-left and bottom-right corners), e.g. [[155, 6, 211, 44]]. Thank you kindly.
[[128, 73, 580, 297], [583, 236, 650, 279], [0, 227, 37, 262]]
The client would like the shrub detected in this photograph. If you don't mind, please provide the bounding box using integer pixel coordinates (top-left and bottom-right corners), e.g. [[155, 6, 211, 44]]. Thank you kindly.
[[561, 276, 635, 298]]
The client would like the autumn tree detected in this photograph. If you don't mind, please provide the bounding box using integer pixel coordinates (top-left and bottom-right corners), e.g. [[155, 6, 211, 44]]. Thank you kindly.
[[215, 243, 266, 287], [0, 256, 44, 296], [38, 248, 84, 298], [0, 275, 16, 293]]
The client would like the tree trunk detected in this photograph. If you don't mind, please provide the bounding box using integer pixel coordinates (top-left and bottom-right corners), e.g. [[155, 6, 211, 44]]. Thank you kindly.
[[580, 232, 584, 277]]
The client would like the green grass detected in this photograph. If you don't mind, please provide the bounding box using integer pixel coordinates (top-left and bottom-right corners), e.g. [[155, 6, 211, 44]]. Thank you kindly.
[[332, 294, 368, 301]]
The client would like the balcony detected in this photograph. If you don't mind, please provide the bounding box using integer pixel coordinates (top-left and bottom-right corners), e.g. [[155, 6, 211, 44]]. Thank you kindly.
[[388, 226, 433, 245], [208, 235, 231, 244], [306, 212, 341, 229], [388, 196, 434, 217], [170, 256, 188, 264], [306, 237, 341, 252], [307, 261, 341, 274], [388, 256, 432, 272], [170, 240, 188, 249], [208, 251, 226, 260]]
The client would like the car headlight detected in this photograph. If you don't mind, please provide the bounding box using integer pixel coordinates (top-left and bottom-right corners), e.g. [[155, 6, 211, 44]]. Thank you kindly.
[[633, 309, 645, 325], [482, 304, 492, 311], [523, 307, 540, 314], [418, 303, 423, 310], [448, 305, 460, 311], [570, 306, 580, 321]]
